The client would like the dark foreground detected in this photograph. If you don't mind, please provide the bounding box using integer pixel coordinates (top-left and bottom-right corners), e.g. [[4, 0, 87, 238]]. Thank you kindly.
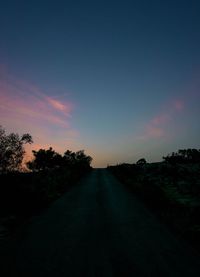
[[0, 169, 200, 276]]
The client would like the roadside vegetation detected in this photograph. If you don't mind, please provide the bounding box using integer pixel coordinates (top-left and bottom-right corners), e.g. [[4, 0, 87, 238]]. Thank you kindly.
[[108, 149, 200, 252], [0, 126, 92, 238]]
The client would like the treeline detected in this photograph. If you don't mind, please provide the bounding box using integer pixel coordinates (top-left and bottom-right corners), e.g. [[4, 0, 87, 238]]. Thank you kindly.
[[0, 126, 92, 236], [0, 125, 92, 174], [27, 148, 92, 172], [108, 149, 200, 252], [163, 149, 200, 164]]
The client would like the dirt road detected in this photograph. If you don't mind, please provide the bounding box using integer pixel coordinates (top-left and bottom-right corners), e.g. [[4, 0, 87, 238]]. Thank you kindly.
[[0, 169, 200, 276]]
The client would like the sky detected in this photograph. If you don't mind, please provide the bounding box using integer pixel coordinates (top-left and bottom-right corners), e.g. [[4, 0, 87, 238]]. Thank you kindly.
[[0, 0, 200, 167]]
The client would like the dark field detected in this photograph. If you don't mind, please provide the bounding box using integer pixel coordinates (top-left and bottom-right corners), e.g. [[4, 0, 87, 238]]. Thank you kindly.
[[108, 161, 200, 253]]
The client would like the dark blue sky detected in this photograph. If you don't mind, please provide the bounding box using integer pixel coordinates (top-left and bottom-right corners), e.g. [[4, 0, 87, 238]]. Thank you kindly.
[[0, 0, 200, 166]]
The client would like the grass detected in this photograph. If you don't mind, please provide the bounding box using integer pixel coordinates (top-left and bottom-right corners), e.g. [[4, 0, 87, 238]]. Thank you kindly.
[[108, 162, 200, 252]]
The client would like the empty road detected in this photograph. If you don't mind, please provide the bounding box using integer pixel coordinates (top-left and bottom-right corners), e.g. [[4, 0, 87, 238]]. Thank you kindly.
[[0, 169, 200, 276]]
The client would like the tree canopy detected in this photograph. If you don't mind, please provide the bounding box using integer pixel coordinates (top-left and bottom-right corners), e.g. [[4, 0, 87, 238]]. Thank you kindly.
[[0, 126, 33, 173], [27, 148, 92, 171], [163, 149, 200, 164]]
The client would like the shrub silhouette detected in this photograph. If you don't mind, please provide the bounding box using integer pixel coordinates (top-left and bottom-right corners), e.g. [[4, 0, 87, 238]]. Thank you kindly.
[[136, 158, 147, 165]]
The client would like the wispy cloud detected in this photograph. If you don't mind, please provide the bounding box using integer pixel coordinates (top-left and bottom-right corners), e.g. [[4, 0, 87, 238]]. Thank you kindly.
[[0, 72, 73, 128], [138, 98, 185, 140], [46, 97, 72, 115], [0, 70, 80, 159], [151, 114, 171, 125], [173, 99, 185, 111], [144, 125, 166, 139]]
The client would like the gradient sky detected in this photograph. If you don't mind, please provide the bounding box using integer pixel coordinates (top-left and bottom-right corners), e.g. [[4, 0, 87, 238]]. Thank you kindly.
[[0, 0, 200, 167]]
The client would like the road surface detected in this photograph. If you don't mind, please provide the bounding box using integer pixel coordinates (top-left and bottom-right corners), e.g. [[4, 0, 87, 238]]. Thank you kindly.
[[0, 169, 200, 276]]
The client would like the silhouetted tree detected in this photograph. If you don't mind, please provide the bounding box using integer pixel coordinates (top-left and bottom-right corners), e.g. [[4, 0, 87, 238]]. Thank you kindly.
[[0, 126, 33, 173], [27, 148, 92, 171], [136, 158, 147, 165], [63, 150, 76, 166], [27, 147, 63, 171], [74, 150, 92, 166], [163, 151, 183, 164], [163, 149, 200, 164], [63, 150, 92, 170]]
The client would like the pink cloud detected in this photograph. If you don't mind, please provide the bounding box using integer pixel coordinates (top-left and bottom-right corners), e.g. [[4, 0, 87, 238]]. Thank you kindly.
[[173, 100, 185, 111], [139, 125, 166, 140], [138, 95, 187, 141], [0, 71, 80, 162], [139, 113, 171, 140], [0, 74, 73, 128], [151, 114, 171, 125], [46, 97, 73, 115], [145, 126, 165, 138]]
